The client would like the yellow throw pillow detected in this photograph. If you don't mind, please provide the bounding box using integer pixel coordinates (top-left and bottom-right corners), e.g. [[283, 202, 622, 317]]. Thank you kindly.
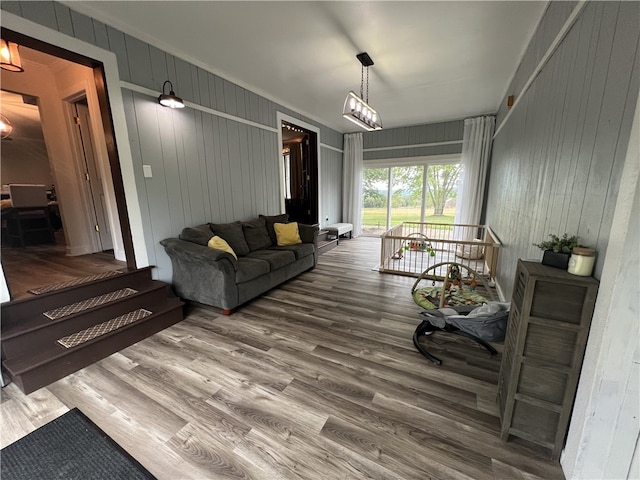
[[207, 235, 237, 259], [274, 222, 302, 246]]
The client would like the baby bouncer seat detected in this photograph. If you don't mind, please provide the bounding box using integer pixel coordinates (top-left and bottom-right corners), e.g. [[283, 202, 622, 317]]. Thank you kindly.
[[411, 262, 509, 365]]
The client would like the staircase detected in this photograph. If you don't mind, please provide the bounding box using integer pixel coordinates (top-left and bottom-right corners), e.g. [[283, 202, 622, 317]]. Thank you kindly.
[[1, 267, 184, 394]]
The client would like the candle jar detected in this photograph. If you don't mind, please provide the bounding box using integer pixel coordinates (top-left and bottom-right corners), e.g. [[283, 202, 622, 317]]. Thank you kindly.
[[568, 247, 596, 276]]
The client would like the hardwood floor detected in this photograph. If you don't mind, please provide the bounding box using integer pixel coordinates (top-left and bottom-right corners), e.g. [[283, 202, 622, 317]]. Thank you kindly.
[[0, 236, 565, 479], [1, 230, 127, 301]]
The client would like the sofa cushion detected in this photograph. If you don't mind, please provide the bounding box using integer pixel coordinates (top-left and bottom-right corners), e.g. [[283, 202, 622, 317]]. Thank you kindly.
[[242, 218, 272, 251], [274, 222, 302, 246], [236, 257, 270, 284], [259, 213, 289, 245], [207, 235, 237, 259], [179, 224, 214, 246], [210, 221, 250, 256], [269, 242, 315, 260], [245, 249, 296, 271]]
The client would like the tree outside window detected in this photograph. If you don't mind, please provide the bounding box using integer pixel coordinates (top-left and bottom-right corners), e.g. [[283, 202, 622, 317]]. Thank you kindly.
[[425, 164, 461, 215], [361, 162, 461, 236]]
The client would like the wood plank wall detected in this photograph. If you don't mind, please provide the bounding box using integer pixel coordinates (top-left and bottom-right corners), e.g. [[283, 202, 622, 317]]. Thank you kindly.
[[494, 2, 578, 126], [361, 120, 464, 163], [486, 1, 640, 299], [2, 1, 345, 281]]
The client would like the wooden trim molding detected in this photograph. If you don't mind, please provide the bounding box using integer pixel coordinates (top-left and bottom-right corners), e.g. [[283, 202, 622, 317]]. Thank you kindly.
[[494, 1, 588, 139], [364, 140, 462, 153]]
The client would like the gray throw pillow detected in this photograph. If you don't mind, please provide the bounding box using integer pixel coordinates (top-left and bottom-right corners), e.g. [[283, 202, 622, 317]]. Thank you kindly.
[[179, 224, 214, 246], [210, 221, 250, 256], [242, 218, 272, 251], [259, 213, 289, 245]]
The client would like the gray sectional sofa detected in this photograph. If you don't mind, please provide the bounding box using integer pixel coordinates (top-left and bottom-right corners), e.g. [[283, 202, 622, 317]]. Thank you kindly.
[[160, 214, 319, 314]]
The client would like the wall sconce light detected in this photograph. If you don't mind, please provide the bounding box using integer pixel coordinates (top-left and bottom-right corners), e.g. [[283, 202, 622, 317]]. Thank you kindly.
[[1, 39, 24, 72], [342, 52, 382, 131], [158, 80, 184, 109]]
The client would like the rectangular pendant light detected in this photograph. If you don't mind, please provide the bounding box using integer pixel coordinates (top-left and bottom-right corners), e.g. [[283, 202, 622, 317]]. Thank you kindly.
[[342, 52, 382, 131], [342, 91, 382, 131]]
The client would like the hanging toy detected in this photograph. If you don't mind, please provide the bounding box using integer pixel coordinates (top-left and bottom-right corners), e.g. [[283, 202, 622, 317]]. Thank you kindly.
[[448, 264, 462, 284]]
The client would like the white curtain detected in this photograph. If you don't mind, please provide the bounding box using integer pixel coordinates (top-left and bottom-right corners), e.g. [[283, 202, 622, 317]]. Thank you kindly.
[[454, 116, 496, 229], [342, 132, 363, 237]]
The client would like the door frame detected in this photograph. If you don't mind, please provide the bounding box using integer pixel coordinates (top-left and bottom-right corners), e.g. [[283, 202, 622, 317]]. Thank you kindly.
[[0, 13, 150, 291], [276, 112, 321, 224]]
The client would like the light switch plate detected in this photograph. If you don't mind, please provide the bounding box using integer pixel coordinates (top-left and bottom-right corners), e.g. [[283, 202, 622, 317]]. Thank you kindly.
[[143, 165, 153, 178]]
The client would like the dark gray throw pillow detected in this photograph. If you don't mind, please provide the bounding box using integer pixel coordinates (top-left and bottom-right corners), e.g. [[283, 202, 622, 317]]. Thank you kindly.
[[242, 218, 272, 251], [210, 221, 250, 256], [179, 224, 214, 246], [259, 214, 289, 245]]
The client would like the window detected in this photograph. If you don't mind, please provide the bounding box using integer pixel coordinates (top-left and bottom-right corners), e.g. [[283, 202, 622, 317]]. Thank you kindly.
[[361, 160, 461, 236]]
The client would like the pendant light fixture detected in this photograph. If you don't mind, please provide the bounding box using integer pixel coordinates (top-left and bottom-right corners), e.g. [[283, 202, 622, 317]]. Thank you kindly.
[[158, 80, 185, 109], [1, 39, 24, 72], [342, 52, 382, 131], [1, 114, 13, 139]]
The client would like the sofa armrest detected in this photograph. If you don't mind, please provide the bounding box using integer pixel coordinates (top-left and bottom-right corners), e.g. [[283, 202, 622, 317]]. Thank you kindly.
[[160, 237, 238, 271], [160, 237, 241, 309], [298, 223, 319, 246]]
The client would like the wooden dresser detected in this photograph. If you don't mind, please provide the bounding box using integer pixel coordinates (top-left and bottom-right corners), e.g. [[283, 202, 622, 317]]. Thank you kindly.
[[497, 260, 599, 459]]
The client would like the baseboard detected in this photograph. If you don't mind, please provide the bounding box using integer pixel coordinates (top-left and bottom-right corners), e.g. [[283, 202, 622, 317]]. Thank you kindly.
[[65, 245, 124, 258], [66, 245, 94, 256]]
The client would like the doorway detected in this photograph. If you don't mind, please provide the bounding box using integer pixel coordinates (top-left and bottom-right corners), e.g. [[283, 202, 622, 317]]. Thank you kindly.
[[0, 28, 135, 300], [280, 120, 319, 224]]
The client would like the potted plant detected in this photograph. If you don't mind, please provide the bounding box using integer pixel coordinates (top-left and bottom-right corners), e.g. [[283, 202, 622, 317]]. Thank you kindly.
[[533, 233, 580, 269]]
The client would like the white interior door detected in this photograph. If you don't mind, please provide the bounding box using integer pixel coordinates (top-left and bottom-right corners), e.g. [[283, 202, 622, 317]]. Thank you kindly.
[[72, 99, 113, 251]]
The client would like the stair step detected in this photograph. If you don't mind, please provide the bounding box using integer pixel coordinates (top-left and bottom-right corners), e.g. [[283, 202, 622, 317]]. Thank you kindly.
[[2, 281, 172, 358], [28, 270, 124, 295], [3, 298, 184, 394], [1, 267, 154, 329], [43, 288, 138, 320], [1, 267, 186, 395], [57, 308, 153, 349]]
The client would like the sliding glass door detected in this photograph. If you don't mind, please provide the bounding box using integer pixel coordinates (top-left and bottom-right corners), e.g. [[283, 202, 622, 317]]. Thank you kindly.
[[390, 166, 424, 226], [361, 167, 388, 235], [361, 161, 461, 236]]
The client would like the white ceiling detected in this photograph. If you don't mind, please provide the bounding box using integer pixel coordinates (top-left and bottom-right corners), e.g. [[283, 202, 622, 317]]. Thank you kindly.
[[0, 90, 44, 140], [65, 1, 547, 133]]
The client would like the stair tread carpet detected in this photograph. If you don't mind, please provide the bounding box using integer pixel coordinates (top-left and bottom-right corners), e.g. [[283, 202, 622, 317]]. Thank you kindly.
[[27, 270, 124, 295], [57, 308, 153, 348], [42, 288, 138, 320]]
